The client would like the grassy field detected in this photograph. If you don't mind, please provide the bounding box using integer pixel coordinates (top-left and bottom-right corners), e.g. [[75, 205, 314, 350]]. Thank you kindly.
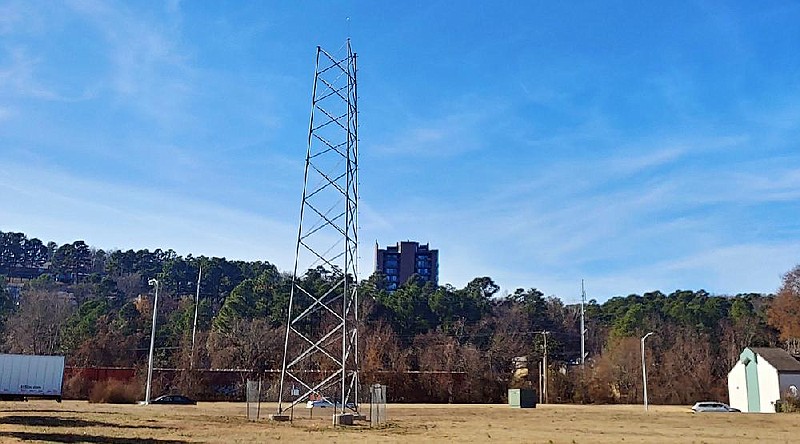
[[0, 400, 796, 443]]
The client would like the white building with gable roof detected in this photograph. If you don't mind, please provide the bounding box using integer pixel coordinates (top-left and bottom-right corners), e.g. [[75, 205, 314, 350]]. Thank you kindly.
[[728, 347, 800, 413]]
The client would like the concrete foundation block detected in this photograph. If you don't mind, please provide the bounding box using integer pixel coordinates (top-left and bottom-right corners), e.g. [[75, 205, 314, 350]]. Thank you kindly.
[[333, 413, 354, 426]]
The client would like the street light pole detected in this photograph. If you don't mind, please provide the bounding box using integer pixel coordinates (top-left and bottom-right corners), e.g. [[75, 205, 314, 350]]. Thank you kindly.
[[145, 278, 160, 405], [641, 331, 655, 411]]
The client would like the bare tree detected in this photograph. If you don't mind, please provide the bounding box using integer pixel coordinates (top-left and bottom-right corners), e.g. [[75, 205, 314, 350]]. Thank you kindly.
[[5, 287, 73, 355], [590, 337, 642, 403], [206, 318, 282, 372], [650, 326, 716, 404], [414, 331, 462, 402]]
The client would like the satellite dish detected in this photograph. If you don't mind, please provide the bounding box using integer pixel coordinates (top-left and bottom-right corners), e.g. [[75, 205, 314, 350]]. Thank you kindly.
[[789, 385, 798, 397]]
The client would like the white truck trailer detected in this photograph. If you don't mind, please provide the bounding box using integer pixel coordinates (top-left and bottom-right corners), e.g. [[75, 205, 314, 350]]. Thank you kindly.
[[0, 354, 65, 402]]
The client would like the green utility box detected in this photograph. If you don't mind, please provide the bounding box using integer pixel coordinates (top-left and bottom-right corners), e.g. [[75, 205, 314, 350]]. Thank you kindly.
[[508, 388, 537, 408]]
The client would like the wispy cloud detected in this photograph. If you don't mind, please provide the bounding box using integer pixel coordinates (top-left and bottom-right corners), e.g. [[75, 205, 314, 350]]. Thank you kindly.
[[66, 0, 195, 127], [584, 241, 799, 298], [0, 161, 298, 265], [0, 2, 24, 35], [0, 106, 13, 121], [0, 1, 50, 36], [371, 98, 505, 158], [444, 238, 796, 301], [0, 47, 62, 100], [3, 1, 799, 302], [605, 146, 687, 175], [365, 126, 796, 298]]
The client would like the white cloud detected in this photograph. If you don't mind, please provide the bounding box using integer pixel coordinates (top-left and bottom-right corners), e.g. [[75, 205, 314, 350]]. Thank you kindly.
[[658, 243, 796, 293], [67, 0, 195, 127], [472, 241, 796, 301], [370, 97, 506, 158], [0, 162, 298, 267], [0, 106, 14, 121], [0, 47, 60, 100], [363, 129, 797, 298], [608, 146, 686, 175], [166, 0, 182, 15], [0, 3, 23, 34], [0, 43, 101, 102], [2, 1, 798, 303]]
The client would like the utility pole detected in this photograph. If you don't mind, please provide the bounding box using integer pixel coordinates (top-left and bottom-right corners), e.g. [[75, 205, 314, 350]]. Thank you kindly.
[[190, 265, 202, 370], [542, 331, 549, 404], [538, 360, 543, 402], [580, 280, 586, 367]]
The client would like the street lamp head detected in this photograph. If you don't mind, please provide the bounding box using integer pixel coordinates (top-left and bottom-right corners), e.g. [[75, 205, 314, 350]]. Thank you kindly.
[[642, 332, 655, 341], [148, 278, 158, 286]]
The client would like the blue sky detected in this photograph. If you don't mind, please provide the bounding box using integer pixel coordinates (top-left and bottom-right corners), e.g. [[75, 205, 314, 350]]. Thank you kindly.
[[2, 1, 799, 302]]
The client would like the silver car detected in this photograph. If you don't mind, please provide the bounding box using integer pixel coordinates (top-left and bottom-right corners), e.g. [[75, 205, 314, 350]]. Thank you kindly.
[[691, 401, 740, 413]]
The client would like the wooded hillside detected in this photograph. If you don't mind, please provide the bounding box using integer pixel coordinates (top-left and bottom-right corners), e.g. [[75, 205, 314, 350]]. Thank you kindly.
[[2, 230, 796, 404]]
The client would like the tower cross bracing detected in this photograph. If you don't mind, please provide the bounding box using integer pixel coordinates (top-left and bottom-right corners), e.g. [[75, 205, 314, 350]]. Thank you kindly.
[[276, 40, 359, 416]]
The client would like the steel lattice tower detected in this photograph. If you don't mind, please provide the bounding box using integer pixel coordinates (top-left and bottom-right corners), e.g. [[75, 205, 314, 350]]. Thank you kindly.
[[276, 40, 359, 416]]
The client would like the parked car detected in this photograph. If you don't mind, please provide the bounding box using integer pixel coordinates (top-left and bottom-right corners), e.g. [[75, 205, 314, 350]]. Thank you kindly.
[[691, 401, 740, 413], [306, 399, 356, 409], [150, 394, 197, 405]]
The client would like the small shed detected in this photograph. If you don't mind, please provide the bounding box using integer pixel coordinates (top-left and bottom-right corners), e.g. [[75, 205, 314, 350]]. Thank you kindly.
[[728, 347, 800, 413]]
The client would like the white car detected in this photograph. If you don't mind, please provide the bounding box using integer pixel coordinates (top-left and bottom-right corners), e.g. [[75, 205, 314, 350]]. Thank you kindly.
[[691, 401, 740, 413], [306, 399, 335, 409], [306, 399, 356, 409]]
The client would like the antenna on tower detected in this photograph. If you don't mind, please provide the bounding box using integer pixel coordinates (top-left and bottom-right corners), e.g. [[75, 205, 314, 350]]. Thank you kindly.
[[271, 40, 360, 422]]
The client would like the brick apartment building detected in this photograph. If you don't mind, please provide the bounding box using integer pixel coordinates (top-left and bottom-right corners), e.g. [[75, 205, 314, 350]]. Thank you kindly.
[[374, 241, 438, 290]]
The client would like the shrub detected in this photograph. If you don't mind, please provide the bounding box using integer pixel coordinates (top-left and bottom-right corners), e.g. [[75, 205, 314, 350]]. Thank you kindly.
[[63, 373, 91, 400], [89, 379, 142, 404], [777, 397, 800, 413]]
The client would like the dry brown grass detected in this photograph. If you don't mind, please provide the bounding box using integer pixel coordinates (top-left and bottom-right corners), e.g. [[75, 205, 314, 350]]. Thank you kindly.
[[88, 380, 142, 404], [0, 401, 796, 443]]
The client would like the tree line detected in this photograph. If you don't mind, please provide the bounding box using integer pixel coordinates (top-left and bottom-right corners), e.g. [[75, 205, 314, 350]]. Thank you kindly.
[[1, 229, 798, 404]]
